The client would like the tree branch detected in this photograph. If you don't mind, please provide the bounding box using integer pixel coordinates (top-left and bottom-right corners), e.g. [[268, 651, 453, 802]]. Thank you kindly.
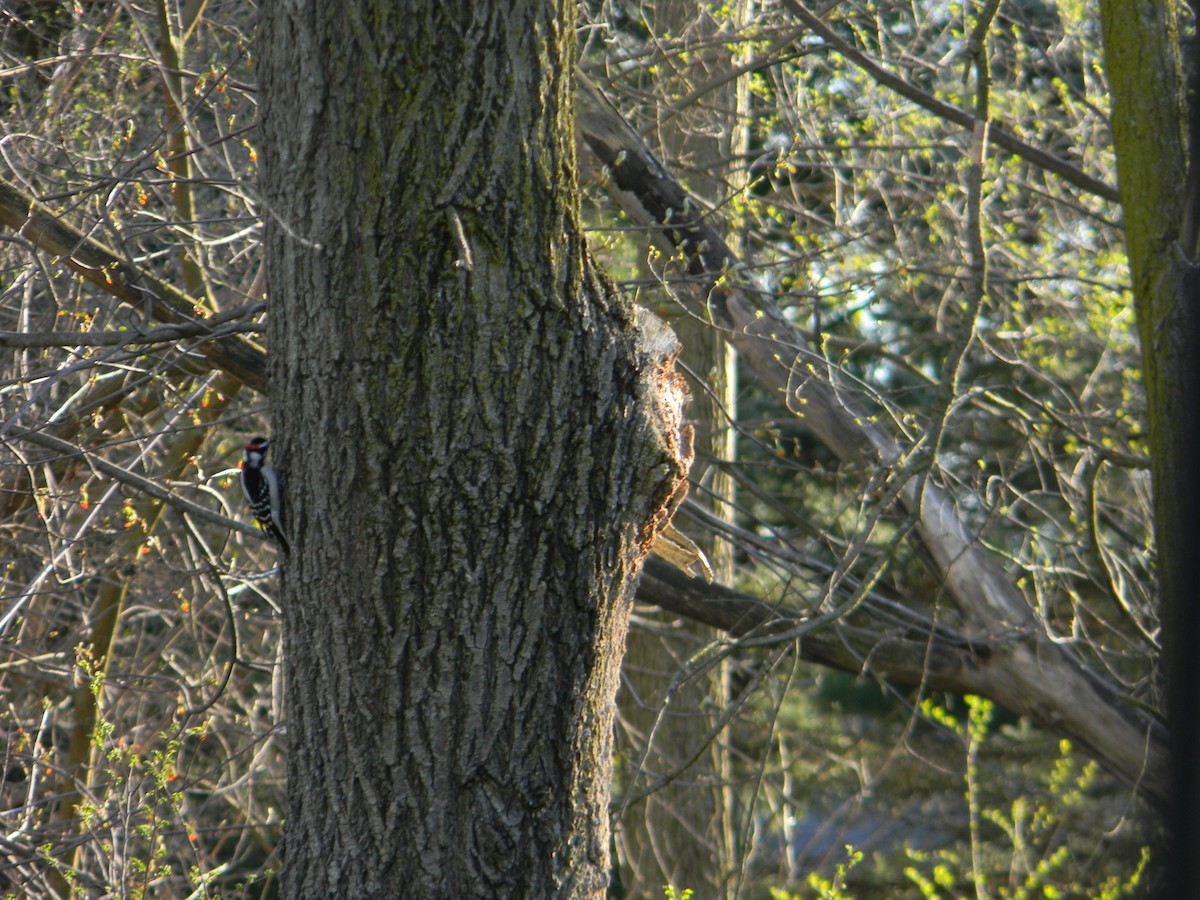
[[7, 427, 262, 541], [0, 303, 265, 348], [637, 557, 988, 694], [781, 0, 1119, 203], [0, 178, 267, 391]]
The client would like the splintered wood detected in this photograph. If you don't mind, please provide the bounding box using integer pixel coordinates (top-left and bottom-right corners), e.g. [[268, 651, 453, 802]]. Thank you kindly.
[[635, 308, 713, 583]]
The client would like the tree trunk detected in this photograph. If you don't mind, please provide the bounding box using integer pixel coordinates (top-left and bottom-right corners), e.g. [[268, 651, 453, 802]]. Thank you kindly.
[[260, 2, 691, 896], [1099, 1, 1200, 890], [1099, 1, 1191, 642]]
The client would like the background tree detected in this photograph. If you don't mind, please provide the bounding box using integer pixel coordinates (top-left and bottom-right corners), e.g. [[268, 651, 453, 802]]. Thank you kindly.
[[1099, 0, 1200, 892], [579, 0, 1166, 891]]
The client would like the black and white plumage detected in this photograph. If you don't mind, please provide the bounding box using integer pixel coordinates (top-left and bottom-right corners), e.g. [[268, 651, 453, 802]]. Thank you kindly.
[[240, 436, 290, 554]]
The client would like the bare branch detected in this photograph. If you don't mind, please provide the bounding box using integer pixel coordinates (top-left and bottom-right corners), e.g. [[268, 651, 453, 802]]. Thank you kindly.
[[637, 557, 988, 694], [781, 0, 1119, 203], [0, 302, 265, 348], [0, 177, 268, 391], [7, 427, 262, 541]]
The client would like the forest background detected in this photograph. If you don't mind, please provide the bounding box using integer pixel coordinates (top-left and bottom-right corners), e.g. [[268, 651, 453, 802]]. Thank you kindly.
[[0, 0, 1192, 897]]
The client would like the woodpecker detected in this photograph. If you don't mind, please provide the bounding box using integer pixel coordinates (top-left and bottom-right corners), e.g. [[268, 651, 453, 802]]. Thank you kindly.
[[240, 436, 290, 554]]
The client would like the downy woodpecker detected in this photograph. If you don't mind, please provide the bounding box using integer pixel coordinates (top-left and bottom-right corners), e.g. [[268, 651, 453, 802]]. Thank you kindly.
[[241, 436, 290, 554]]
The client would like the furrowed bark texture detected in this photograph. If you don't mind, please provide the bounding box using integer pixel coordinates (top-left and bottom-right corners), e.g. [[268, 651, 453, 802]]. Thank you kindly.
[[260, 3, 686, 896]]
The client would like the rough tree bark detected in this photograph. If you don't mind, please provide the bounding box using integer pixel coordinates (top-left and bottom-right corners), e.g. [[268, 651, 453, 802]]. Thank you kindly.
[[260, 1, 691, 896]]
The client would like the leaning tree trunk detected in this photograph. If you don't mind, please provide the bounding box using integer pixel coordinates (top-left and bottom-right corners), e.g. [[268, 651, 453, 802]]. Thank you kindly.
[[260, 1, 691, 896]]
